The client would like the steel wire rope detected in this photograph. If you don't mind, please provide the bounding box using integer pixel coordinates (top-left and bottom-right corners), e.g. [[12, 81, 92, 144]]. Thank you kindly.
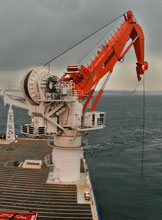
[[133, 14, 138, 24], [76, 20, 120, 65], [126, 81, 140, 96], [43, 13, 124, 66], [48, 63, 50, 73], [141, 75, 145, 172]]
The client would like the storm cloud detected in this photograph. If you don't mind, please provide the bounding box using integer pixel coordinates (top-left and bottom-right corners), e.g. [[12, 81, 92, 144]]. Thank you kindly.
[[0, 0, 161, 90]]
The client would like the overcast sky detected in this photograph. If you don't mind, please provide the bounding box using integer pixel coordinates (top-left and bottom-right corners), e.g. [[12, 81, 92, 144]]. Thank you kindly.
[[0, 0, 161, 90]]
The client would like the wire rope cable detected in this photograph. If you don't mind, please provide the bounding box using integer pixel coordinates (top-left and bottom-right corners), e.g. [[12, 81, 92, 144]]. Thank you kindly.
[[76, 20, 119, 65], [43, 13, 124, 66], [141, 75, 145, 172]]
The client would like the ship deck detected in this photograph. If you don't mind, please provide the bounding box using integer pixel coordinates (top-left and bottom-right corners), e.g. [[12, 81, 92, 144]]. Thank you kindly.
[[0, 139, 96, 220]]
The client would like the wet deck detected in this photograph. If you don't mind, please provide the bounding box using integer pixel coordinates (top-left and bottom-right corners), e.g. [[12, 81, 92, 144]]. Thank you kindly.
[[0, 139, 93, 220]]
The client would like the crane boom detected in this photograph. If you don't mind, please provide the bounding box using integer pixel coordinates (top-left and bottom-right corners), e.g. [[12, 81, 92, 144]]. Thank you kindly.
[[61, 11, 148, 102]]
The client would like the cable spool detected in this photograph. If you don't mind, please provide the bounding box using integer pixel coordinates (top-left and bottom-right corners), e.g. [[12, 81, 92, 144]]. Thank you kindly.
[[21, 66, 55, 105]]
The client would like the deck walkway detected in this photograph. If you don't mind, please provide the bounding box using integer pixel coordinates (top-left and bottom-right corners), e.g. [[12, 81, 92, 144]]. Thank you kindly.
[[0, 139, 93, 220]]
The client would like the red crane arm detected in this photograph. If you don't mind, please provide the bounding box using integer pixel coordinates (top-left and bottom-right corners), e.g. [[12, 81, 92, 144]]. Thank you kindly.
[[61, 11, 148, 100]]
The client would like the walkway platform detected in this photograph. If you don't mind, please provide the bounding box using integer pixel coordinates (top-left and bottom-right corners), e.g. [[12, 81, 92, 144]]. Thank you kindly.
[[0, 139, 98, 220]]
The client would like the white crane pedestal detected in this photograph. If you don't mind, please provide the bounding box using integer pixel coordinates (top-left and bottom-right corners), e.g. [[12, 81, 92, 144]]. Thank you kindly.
[[51, 133, 82, 183], [52, 146, 81, 183]]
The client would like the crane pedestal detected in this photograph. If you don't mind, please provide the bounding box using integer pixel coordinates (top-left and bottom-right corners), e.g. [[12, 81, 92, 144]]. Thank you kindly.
[[51, 133, 82, 183]]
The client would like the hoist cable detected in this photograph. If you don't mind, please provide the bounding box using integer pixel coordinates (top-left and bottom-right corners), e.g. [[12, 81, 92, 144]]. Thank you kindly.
[[76, 20, 119, 64], [43, 14, 124, 66], [133, 14, 138, 24], [141, 75, 145, 172], [126, 81, 139, 96], [48, 63, 50, 73]]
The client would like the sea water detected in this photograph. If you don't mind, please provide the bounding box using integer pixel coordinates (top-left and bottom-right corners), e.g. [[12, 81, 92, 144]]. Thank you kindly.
[[87, 93, 162, 220], [0, 93, 162, 220]]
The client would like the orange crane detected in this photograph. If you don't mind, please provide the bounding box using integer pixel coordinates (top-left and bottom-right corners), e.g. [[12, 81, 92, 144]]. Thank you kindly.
[[3, 10, 148, 184], [61, 11, 148, 112]]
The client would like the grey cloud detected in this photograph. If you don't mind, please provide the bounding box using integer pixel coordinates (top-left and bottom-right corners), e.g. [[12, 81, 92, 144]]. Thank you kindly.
[[0, 0, 161, 89]]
